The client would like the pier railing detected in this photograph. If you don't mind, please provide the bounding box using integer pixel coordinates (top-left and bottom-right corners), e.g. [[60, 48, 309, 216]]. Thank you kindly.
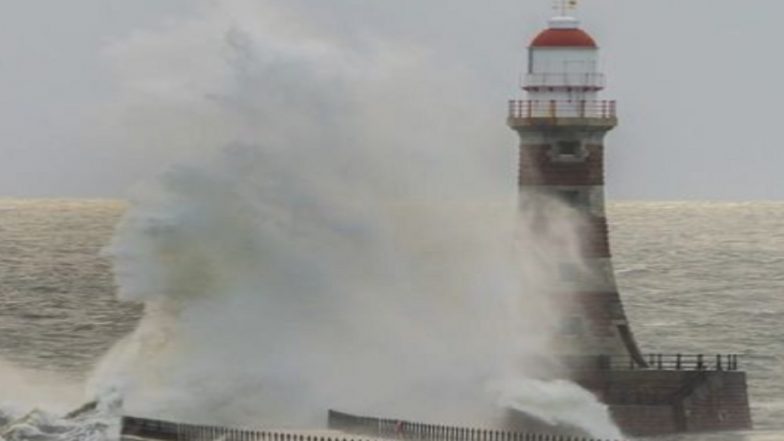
[[122, 416, 360, 441], [617, 354, 740, 371], [508, 100, 616, 119], [568, 354, 742, 371], [328, 410, 627, 441], [121, 413, 629, 441]]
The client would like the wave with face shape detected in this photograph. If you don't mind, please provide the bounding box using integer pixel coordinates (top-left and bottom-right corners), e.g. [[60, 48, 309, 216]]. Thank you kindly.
[[86, 0, 621, 439]]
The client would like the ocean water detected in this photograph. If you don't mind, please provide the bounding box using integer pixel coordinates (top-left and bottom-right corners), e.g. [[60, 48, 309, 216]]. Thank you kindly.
[[0, 199, 781, 440], [610, 202, 784, 441]]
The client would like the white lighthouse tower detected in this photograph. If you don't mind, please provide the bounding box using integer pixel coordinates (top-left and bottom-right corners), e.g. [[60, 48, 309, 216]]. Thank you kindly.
[[509, 3, 645, 367]]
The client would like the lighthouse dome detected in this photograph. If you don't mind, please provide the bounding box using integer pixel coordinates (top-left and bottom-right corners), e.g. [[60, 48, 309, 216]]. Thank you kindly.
[[530, 16, 597, 48], [524, 15, 603, 94]]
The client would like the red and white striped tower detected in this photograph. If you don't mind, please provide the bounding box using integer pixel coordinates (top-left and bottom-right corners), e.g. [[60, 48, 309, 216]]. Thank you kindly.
[[508, 8, 647, 368]]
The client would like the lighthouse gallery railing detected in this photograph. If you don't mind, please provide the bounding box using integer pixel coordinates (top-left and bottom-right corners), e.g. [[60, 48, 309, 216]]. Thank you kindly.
[[508, 100, 616, 119], [522, 73, 606, 90]]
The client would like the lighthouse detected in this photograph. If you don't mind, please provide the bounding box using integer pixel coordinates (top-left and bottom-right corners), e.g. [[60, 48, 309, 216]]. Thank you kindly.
[[508, 9, 646, 368], [506, 4, 752, 436]]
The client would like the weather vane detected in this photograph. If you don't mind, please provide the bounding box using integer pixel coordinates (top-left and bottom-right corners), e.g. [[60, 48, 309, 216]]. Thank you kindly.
[[553, 0, 579, 16]]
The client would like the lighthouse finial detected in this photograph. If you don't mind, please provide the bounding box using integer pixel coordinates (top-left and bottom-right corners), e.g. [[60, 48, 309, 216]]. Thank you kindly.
[[549, 0, 580, 29], [553, 0, 578, 17]]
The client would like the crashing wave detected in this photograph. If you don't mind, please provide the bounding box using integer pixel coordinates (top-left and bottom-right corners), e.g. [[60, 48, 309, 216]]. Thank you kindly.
[[0, 392, 121, 441]]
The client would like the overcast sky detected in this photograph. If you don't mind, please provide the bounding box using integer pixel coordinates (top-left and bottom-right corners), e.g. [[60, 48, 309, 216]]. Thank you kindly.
[[1, 0, 782, 200]]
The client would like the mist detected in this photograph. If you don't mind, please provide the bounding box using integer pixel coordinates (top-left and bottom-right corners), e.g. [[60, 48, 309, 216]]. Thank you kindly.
[[80, 0, 620, 438]]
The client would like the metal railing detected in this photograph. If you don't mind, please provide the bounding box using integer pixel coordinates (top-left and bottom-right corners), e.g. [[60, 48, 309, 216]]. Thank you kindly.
[[328, 410, 628, 441], [120, 412, 630, 441], [576, 354, 742, 371], [523, 73, 605, 90], [122, 416, 364, 441], [639, 353, 741, 371], [508, 100, 616, 119]]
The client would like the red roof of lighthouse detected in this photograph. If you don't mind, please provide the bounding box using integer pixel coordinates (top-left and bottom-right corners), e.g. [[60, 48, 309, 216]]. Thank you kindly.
[[530, 28, 597, 48]]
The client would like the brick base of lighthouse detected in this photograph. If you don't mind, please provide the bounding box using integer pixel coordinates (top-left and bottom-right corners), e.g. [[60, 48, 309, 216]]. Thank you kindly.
[[501, 362, 752, 437], [575, 368, 752, 436]]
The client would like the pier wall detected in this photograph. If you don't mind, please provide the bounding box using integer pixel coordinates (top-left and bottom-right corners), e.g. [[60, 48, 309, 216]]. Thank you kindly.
[[574, 368, 752, 436]]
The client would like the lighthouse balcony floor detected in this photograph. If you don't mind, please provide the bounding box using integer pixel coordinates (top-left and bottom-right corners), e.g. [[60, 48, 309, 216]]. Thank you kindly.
[[508, 116, 618, 130]]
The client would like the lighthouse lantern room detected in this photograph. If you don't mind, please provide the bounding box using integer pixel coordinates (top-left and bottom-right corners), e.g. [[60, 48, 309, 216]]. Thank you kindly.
[[511, 4, 614, 120]]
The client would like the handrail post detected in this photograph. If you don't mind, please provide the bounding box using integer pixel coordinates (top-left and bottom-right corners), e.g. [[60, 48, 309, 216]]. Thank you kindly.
[[697, 354, 704, 370], [676, 353, 682, 370], [549, 100, 556, 118]]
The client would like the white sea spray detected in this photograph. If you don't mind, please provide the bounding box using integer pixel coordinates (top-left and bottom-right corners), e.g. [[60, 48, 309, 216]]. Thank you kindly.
[[7, 0, 623, 438]]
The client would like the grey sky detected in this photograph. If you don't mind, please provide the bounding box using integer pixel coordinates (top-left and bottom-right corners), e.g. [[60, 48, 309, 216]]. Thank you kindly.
[[1, 0, 782, 200]]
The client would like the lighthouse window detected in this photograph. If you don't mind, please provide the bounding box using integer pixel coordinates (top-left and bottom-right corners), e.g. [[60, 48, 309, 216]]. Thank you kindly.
[[557, 141, 581, 156]]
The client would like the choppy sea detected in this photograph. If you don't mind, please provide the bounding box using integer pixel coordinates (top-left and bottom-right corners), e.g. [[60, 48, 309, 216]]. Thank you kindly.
[[0, 199, 781, 441]]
